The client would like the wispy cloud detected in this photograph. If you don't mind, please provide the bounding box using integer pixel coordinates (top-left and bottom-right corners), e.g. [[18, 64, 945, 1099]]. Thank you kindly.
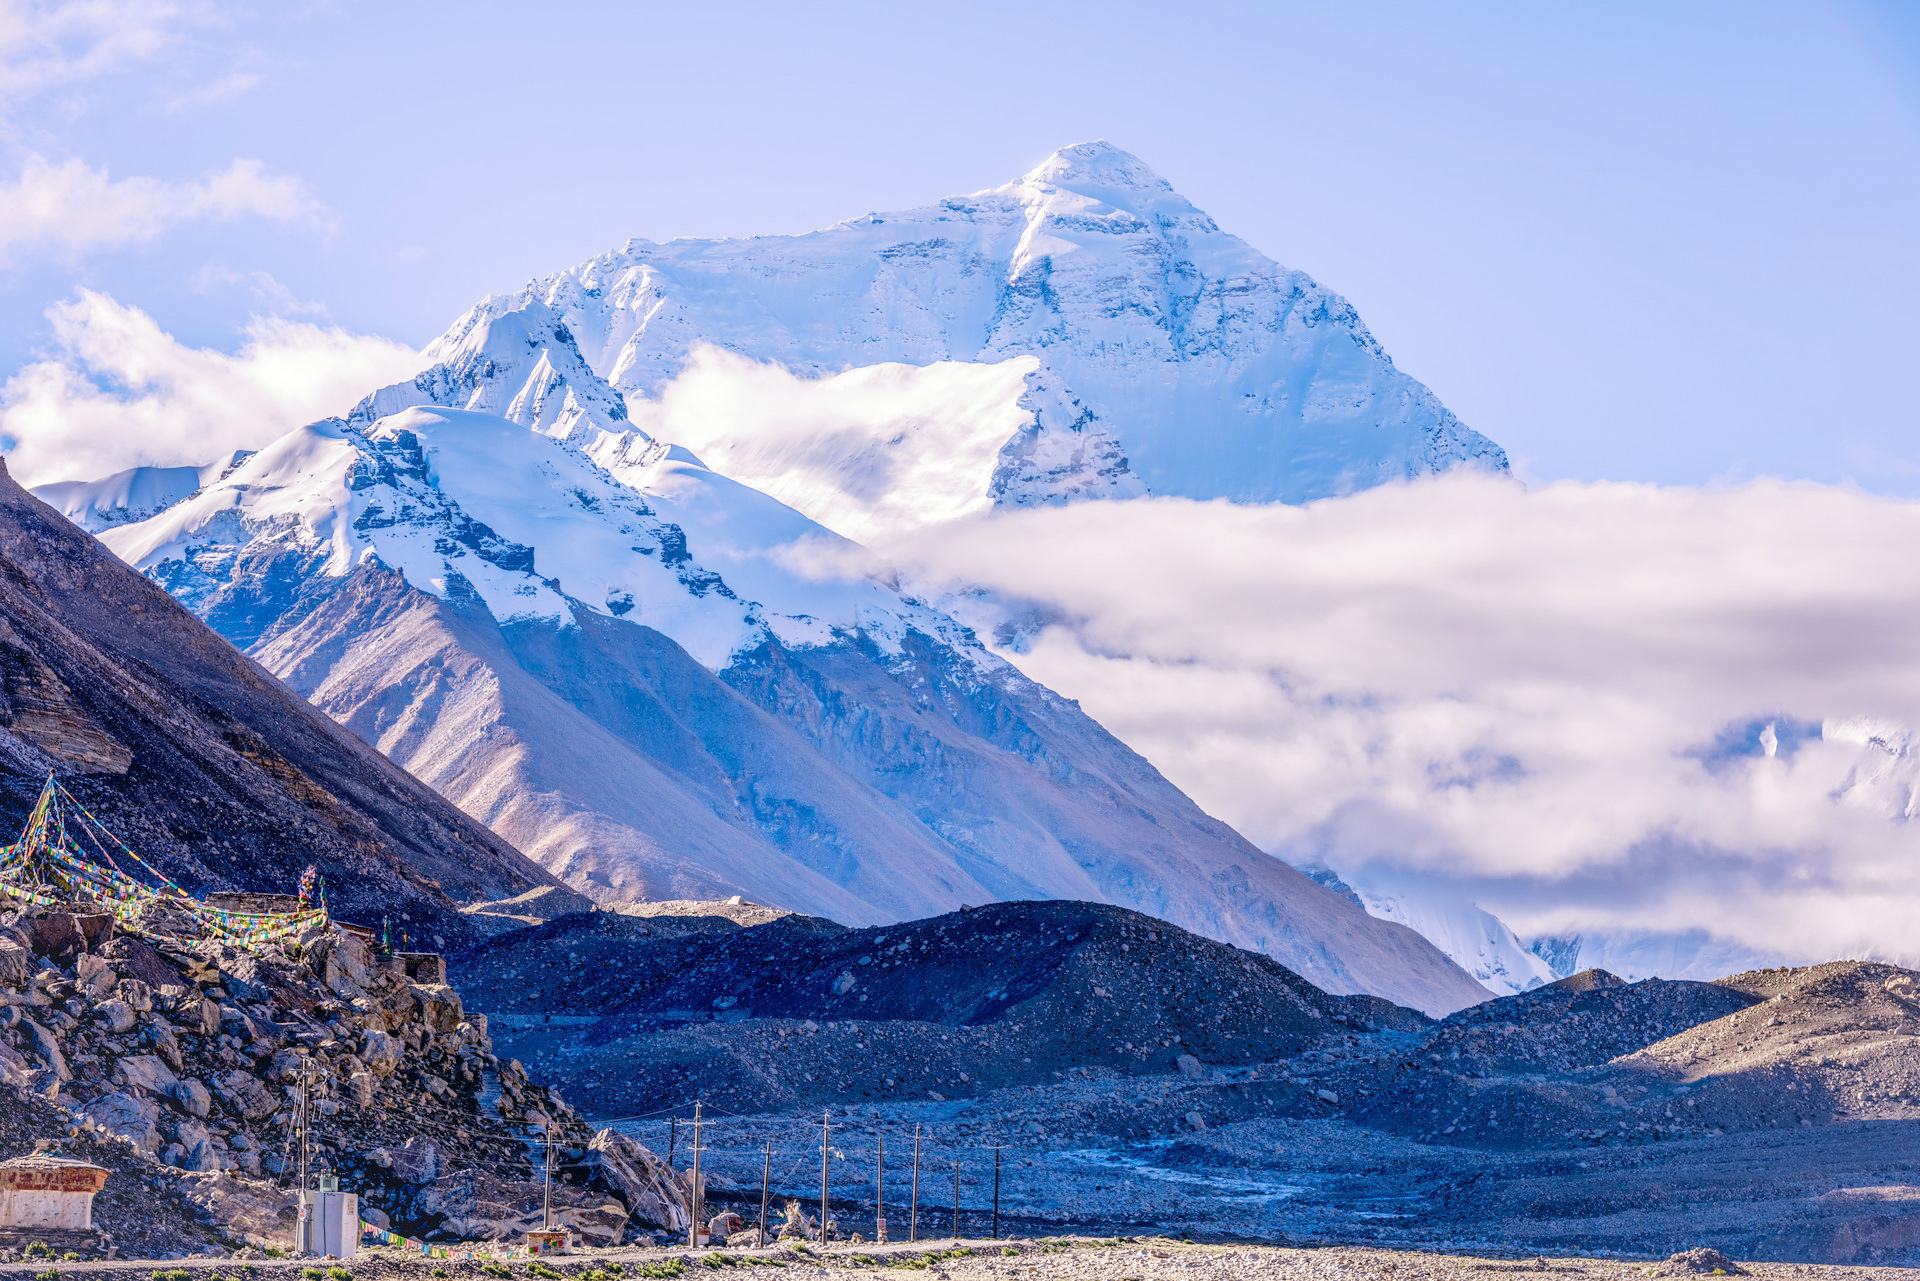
[[817, 477, 1920, 968], [0, 0, 207, 105], [163, 67, 261, 112], [0, 289, 418, 484], [0, 154, 331, 266], [191, 263, 328, 316]]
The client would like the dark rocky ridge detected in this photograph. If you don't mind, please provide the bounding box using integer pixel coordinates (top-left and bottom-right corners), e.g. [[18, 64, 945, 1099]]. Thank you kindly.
[[455, 899, 1431, 1114], [0, 461, 576, 950]]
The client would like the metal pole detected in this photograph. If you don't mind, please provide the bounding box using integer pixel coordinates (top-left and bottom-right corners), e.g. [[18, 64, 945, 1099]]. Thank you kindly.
[[908, 1124, 921, 1244], [819, 1111, 831, 1244], [991, 1147, 1001, 1240], [952, 1160, 960, 1242], [875, 1134, 885, 1243], [759, 1139, 772, 1248], [687, 1103, 704, 1249]]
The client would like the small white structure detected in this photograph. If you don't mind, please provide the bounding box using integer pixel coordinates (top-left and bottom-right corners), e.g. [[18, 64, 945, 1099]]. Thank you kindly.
[[297, 1186, 359, 1259], [0, 1151, 109, 1233]]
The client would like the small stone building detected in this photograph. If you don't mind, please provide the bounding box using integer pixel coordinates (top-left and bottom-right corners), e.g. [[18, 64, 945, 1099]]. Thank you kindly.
[[0, 1151, 109, 1233]]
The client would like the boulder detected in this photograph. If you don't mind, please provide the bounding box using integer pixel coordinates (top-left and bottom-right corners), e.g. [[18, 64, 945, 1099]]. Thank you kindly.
[[118, 1053, 179, 1094], [120, 977, 155, 1013], [0, 937, 28, 987], [170, 1078, 213, 1118], [145, 1021, 184, 1070], [75, 952, 115, 996], [20, 1014, 69, 1082], [369, 1135, 443, 1186], [80, 1088, 161, 1153], [95, 998, 138, 1034], [212, 1068, 279, 1120], [414, 984, 465, 1034], [360, 1029, 403, 1076], [26, 912, 111, 959], [578, 1128, 689, 1233]]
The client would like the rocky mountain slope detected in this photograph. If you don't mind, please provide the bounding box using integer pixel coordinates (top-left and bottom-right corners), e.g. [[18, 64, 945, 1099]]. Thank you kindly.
[[358, 141, 1507, 543], [454, 900, 1432, 1113], [53, 406, 1485, 1015], [0, 461, 572, 951], [0, 902, 686, 1253]]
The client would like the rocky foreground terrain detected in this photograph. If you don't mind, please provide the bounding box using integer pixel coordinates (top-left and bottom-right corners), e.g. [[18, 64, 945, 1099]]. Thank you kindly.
[[0, 1237, 1906, 1281], [0, 904, 686, 1255], [455, 904, 1920, 1266]]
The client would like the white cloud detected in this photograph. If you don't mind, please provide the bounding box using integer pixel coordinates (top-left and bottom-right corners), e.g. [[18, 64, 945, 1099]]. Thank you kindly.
[[830, 477, 1920, 968], [0, 154, 330, 266], [0, 289, 418, 484]]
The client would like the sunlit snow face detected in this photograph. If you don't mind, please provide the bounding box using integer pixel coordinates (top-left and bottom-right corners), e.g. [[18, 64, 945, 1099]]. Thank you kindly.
[[821, 472, 1920, 967]]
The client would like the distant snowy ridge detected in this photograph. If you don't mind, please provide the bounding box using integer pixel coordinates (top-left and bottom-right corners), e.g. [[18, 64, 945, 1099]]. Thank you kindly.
[[1303, 864, 1554, 996], [351, 140, 1506, 543], [37, 450, 253, 532]]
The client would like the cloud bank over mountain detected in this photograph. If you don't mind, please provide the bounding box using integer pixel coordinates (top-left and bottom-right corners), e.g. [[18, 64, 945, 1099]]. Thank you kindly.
[[0, 290, 416, 485], [842, 474, 1920, 967]]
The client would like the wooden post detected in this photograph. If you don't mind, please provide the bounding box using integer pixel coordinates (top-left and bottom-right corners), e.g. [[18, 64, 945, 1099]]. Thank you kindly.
[[759, 1138, 772, 1249], [952, 1159, 961, 1242], [908, 1123, 921, 1244], [875, 1133, 885, 1243], [542, 1121, 556, 1231], [688, 1102, 703, 1250], [991, 1146, 1001, 1240]]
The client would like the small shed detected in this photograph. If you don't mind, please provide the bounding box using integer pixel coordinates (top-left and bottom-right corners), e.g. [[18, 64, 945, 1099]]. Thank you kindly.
[[0, 1151, 109, 1233]]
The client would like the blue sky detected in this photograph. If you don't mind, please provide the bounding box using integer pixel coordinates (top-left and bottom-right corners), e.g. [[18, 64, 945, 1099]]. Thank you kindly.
[[1, 0, 1916, 488]]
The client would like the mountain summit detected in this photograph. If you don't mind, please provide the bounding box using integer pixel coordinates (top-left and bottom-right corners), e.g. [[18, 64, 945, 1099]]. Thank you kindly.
[[353, 141, 1508, 541]]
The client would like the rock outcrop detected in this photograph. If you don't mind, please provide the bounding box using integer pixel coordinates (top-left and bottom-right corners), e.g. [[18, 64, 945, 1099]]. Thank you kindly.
[[0, 903, 686, 1253]]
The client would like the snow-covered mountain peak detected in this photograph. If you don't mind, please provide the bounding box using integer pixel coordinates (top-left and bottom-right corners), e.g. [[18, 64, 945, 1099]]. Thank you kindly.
[[1000, 139, 1210, 233], [1013, 139, 1174, 196], [345, 144, 1506, 540], [352, 299, 634, 448]]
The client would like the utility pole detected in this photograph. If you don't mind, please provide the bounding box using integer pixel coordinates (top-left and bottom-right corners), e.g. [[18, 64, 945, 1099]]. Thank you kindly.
[[293, 1051, 311, 1255], [818, 1111, 831, 1244], [542, 1122, 556, 1231], [952, 1160, 960, 1243], [688, 1103, 704, 1250], [758, 1139, 772, 1249], [297, 1053, 312, 1194], [874, 1133, 885, 1243], [991, 1146, 1001, 1240], [908, 1124, 921, 1244]]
